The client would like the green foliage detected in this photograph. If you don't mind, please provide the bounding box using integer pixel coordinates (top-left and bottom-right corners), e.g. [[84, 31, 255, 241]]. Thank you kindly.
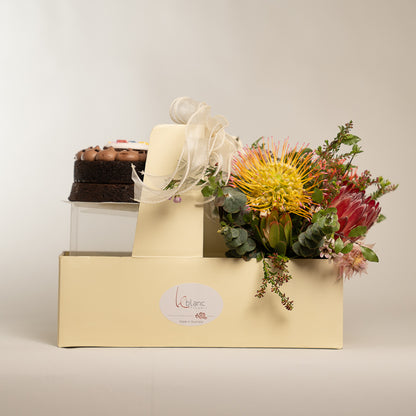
[[314, 121, 365, 203], [164, 179, 180, 190], [200, 170, 226, 198], [341, 242, 354, 254], [250, 137, 265, 149], [376, 214, 386, 223], [334, 237, 344, 254], [361, 246, 379, 262], [342, 134, 361, 145], [221, 225, 256, 257], [217, 188, 256, 258], [292, 208, 340, 257], [314, 122, 398, 204], [348, 225, 367, 239], [315, 121, 363, 162], [371, 177, 399, 200], [333, 238, 354, 254], [312, 188, 324, 204], [312, 208, 340, 233], [222, 187, 247, 214]]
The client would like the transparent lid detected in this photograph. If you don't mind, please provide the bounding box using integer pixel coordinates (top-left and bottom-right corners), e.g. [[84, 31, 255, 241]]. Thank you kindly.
[[69, 202, 139, 255]]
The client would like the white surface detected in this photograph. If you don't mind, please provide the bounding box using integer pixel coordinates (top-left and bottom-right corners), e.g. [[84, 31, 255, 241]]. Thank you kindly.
[[2, 314, 415, 416], [1, 1, 415, 415]]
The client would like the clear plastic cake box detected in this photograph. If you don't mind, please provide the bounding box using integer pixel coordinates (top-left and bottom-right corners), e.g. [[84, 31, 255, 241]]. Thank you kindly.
[[68, 202, 139, 255], [58, 197, 343, 349]]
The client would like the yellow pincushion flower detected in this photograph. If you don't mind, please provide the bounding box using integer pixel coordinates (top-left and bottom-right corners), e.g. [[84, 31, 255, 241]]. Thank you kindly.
[[231, 139, 318, 218]]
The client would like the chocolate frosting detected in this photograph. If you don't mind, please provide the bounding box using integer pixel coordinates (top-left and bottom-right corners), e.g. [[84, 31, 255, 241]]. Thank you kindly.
[[137, 151, 146, 162], [96, 147, 117, 161], [75, 144, 147, 162], [81, 146, 101, 161], [116, 149, 140, 161]]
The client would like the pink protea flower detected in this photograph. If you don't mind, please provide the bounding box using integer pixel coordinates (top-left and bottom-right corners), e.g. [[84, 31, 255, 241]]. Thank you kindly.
[[334, 243, 369, 279], [329, 185, 381, 241]]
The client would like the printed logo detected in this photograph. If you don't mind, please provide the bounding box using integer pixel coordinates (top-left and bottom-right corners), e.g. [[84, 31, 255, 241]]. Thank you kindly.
[[160, 283, 223, 326]]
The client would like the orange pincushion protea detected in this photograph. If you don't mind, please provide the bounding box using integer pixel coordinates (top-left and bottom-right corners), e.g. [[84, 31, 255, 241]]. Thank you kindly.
[[231, 140, 320, 218]]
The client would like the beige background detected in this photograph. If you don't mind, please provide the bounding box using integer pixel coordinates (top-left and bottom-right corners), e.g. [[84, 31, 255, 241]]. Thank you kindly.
[[1, 0, 415, 415]]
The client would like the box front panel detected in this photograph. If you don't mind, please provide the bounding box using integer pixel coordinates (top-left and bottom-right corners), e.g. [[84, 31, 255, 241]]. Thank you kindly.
[[58, 255, 342, 348]]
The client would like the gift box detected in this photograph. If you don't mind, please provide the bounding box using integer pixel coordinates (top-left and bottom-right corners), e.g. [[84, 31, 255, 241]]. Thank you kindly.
[[58, 252, 342, 348], [58, 119, 343, 349]]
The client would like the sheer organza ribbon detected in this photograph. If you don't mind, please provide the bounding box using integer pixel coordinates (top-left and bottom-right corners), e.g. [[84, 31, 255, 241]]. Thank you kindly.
[[132, 97, 241, 203]]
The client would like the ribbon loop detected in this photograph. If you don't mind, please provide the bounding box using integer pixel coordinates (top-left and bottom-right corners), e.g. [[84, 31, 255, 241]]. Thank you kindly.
[[132, 97, 241, 204]]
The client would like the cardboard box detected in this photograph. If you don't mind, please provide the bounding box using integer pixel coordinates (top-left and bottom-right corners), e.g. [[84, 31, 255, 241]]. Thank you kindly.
[[58, 254, 342, 348]]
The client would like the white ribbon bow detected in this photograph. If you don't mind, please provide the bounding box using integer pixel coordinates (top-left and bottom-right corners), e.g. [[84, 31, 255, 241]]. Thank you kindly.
[[132, 97, 241, 203]]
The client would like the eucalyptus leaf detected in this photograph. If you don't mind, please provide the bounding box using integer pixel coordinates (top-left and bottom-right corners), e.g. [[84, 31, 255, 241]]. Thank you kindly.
[[312, 207, 337, 223], [223, 229, 233, 241], [236, 238, 256, 255], [223, 187, 247, 213], [298, 232, 307, 247], [292, 241, 301, 256], [305, 235, 321, 249], [246, 238, 256, 251], [238, 228, 248, 241], [305, 225, 323, 246], [226, 239, 240, 248], [226, 229, 248, 248]]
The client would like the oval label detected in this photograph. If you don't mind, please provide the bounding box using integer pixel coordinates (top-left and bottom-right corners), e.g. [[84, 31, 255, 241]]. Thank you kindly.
[[160, 283, 223, 326]]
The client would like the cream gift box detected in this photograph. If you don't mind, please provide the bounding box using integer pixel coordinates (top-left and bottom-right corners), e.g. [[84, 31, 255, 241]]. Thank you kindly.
[[58, 121, 343, 349], [58, 254, 342, 348]]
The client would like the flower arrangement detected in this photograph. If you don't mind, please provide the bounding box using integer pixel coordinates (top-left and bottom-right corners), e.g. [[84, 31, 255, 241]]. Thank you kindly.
[[199, 122, 397, 310]]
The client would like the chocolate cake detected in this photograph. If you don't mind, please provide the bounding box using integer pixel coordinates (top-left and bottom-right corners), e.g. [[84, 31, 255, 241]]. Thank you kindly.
[[68, 140, 148, 203]]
